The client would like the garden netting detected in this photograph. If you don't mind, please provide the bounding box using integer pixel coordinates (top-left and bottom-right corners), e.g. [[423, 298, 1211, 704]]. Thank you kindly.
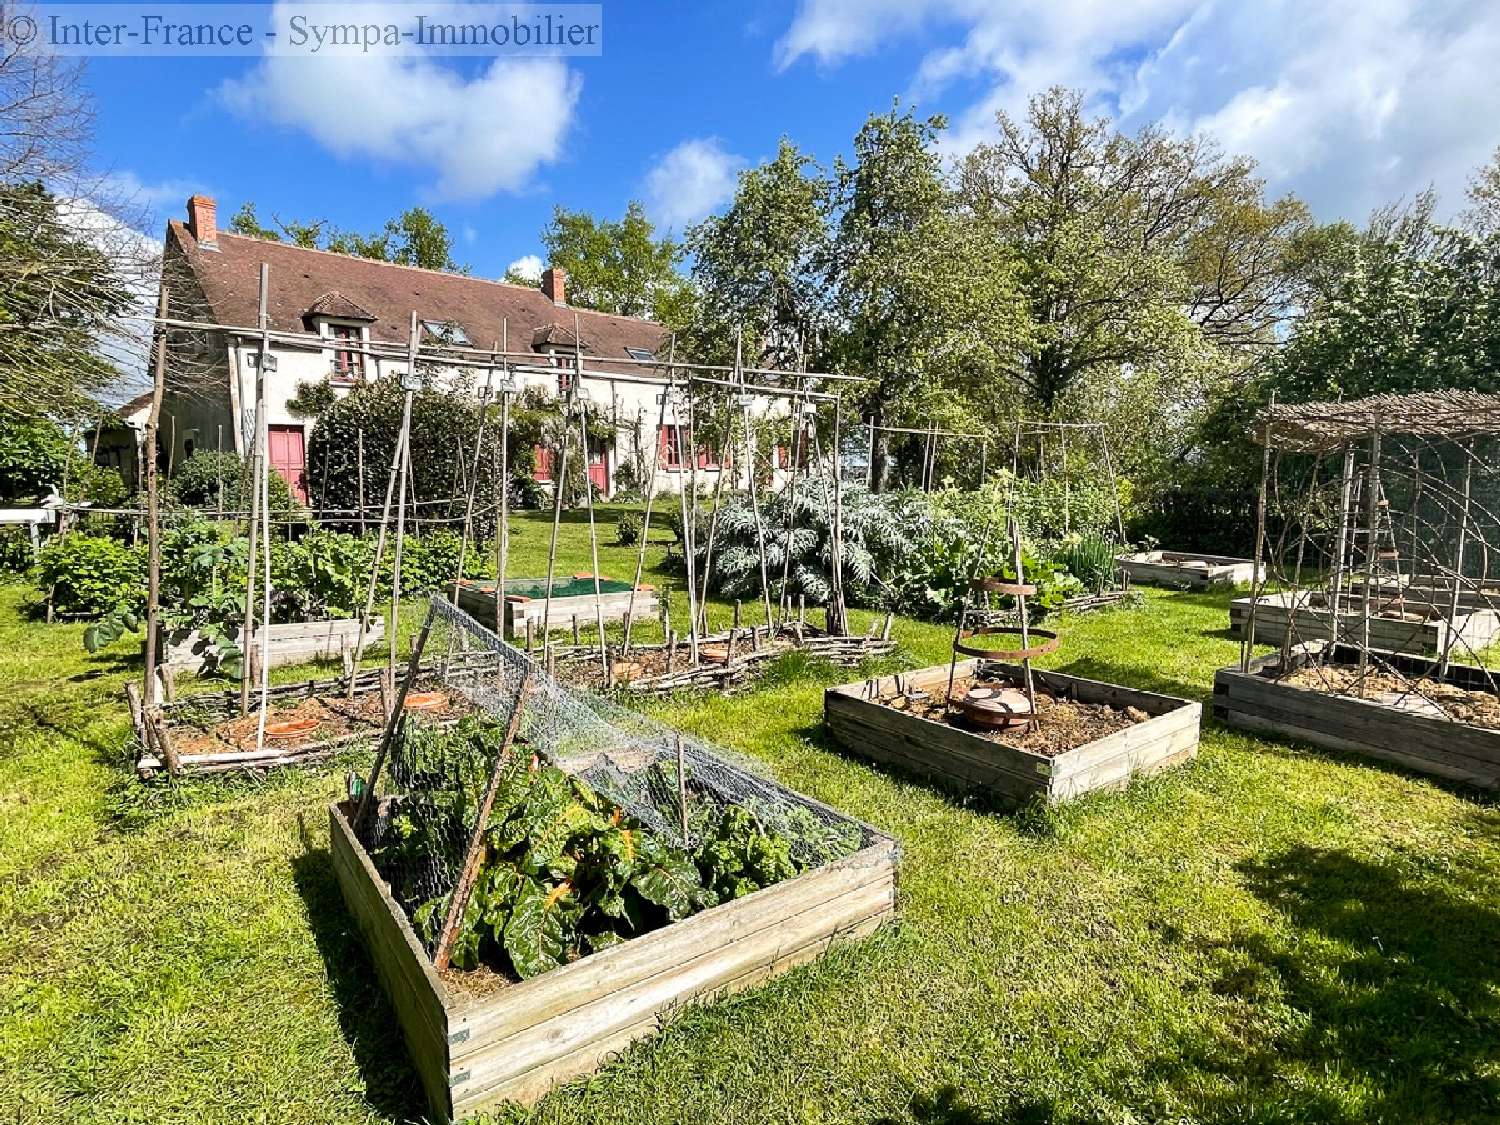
[[357, 595, 881, 951]]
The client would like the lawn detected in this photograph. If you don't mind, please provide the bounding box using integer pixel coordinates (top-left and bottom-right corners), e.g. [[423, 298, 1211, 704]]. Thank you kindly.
[[3, 507, 1499, 1124]]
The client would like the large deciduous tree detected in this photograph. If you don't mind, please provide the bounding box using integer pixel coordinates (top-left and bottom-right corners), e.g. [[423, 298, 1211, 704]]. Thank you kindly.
[[525, 201, 690, 325], [685, 139, 830, 367], [958, 88, 1311, 416]]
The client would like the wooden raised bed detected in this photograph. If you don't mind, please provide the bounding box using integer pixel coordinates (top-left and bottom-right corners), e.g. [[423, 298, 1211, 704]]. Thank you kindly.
[[1213, 643, 1500, 790], [1117, 549, 1261, 589], [1229, 590, 1500, 655], [160, 617, 384, 673], [448, 578, 658, 640], [328, 794, 898, 1120], [824, 659, 1201, 805]]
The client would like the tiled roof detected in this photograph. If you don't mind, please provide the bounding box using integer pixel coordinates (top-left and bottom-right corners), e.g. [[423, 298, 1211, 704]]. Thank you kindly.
[[305, 290, 377, 321], [166, 221, 667, 373]]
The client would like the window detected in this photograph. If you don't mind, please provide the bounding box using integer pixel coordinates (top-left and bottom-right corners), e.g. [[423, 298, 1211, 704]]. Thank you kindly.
[[659, 424, 683, 469], [557, 368, 575, 395], [421, 319, 471, 345], [659, 425, 721, 470], [329, 323, 364, 380], [625, 346, 655, 362]]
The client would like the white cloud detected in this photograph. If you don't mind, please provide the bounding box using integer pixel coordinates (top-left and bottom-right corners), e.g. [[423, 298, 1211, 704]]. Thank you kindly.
[[643, 138, 746, 232], [218, 4, 580, 201], [775, 0, 1500, 222], [506, 253, 543, 281]]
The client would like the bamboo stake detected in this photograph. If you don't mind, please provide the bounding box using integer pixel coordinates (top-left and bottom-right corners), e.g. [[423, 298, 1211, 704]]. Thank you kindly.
[[673, 384, 700, 665], [828, 394, 848, 636], [1326, 444, 1358, 659], [695, 338, 741, 633], [348, 417, 409, 696], [356, 428, 366, 534], [142, 286, 170, 713], [676, 732, 689, 845]]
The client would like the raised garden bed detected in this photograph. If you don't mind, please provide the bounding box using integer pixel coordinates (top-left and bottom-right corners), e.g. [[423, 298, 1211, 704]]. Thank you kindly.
[[1228, 589, 1500, 655], [328, 784, 897, 1119], [1117, 549, 1261, 589], [448, 577, 658, 641], [160, 617, 384, 674], [1213, 642, 1500, 790], [824, 658, 1201, 805], [129, 656, 492, 778]]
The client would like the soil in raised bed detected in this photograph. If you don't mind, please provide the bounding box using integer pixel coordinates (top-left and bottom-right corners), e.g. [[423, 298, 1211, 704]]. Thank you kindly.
[[1278, 664, 1500, 730], [168, 683, 472, 756], [877, 674, 1149, 757]]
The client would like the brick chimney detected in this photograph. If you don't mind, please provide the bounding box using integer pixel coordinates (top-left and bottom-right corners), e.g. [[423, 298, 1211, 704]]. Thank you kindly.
[[186, 194, 218, 250], [541, 265, 566, 306]]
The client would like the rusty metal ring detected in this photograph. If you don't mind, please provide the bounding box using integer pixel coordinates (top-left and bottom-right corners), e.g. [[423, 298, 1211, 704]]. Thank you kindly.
[[970, 577, 1036, 596], [953, 626, 1060, 662]]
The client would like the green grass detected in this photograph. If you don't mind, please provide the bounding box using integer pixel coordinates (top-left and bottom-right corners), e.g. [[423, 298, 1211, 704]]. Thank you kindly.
[[3, 511, 1500, 1124]]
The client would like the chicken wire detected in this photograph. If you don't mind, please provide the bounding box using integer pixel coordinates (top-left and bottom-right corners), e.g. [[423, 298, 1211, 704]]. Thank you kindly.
[[359, 595, 878, 934]]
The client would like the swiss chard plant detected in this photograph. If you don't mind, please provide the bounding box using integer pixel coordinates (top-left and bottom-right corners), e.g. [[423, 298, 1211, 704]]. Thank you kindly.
[[378, 718, 814, 980]]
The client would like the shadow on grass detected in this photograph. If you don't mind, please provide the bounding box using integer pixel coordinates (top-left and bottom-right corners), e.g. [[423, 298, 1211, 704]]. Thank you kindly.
[[870, 1086, 1059, 1124], [290, 820, 428, 1123], [1048, 656, 1209, 703], [1162, 845, 1500, 1123]]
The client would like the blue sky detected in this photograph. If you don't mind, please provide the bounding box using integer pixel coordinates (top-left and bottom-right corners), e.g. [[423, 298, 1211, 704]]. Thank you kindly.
[[83, 0, 1500, 281]]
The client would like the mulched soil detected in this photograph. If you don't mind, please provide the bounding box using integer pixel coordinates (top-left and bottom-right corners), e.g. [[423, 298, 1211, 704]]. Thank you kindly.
[[167, 683, 472, 756], [555, 636, 798, 692], [876, 675, 1149, 758], [1279, 664, 1500, 730]]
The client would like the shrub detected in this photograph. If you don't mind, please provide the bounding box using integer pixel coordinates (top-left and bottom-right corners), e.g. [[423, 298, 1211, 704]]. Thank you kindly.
[[170, 450, 298, 516], [614, 511, 641, 547], [34, 534, 147, 617]]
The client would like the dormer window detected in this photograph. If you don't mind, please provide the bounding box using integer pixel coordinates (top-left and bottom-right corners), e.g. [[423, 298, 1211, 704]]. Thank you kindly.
[[329, 323, 365, 382], [421, 319, 471, 346]]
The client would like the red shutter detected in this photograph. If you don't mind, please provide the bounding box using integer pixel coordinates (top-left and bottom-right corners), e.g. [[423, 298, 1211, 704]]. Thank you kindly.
[[267, 424, 308, 503], [533, 444, 553, 481]]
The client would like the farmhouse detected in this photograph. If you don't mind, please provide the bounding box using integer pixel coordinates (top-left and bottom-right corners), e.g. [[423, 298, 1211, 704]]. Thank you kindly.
[[108, 195, 796, 502]]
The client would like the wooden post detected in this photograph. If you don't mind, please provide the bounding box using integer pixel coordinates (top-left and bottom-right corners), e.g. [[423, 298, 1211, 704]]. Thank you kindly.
[[1438, 441, 1473, 679], [623, 338, 674, 654], [450, 341, 499, 604], [1356, 428, 1383, 691], [827, 394, 848, 636], [1010, 518, 1037, 724], [1326, 444, 1358, 657], [733, 599, 742, 629], [741, 388, 775, 632], [495, 323, 511, 641], [675, 732, 689, 845], [353, 601, 438, 832], [386, 312, 421, 692], [674, 384, 700, 664], [576, 385, 610, 680], [240, 266, 269, 715], [539, 381, 572, 643], [1240, 400, 1275, 672], [694, 397, 737, 635], [524, 617, 534, 652], [571, 615, 581, 645], [433, 675, 531, 971], [356, 427, 366, 533], [777, 378, 809, 624], [142, 286, 170, 710]]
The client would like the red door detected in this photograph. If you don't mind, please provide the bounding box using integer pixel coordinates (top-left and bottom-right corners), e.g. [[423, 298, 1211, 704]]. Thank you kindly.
[[268, 424, 308, 503], [587, 438, 608, 494]]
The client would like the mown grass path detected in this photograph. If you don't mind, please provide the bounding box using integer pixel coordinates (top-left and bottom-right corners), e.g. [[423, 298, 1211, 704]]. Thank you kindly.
[[3, 511, 1498, 1123]]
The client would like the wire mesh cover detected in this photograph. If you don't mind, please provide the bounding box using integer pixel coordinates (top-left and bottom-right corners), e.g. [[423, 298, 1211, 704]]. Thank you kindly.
[[360, 596, 879, 943]]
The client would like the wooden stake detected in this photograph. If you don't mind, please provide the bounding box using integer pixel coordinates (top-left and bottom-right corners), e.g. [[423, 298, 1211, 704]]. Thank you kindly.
[[675, 732, 688, 845], [142, 286, 170, 710], [433, 674, 531, 971], [1010, 518, 1037, 725], [386, 312, 420, 693], [1356, 427, 1382, 692], [576, 384, 610, 680], [1438, 441, 1474, 679], [624, 336, 674, 654], [240, 267, 269, 715], [354, 600, 438, 831], [1240, 396, 1275, 672]]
